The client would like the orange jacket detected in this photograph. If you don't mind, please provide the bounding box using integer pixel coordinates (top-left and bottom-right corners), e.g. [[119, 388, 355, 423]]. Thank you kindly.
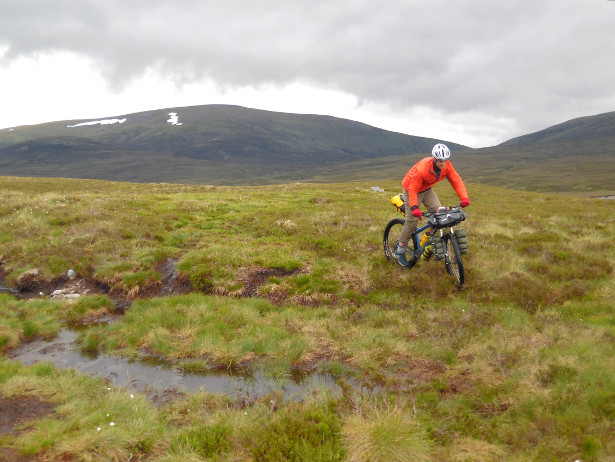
[[402, 157, 468, 208]]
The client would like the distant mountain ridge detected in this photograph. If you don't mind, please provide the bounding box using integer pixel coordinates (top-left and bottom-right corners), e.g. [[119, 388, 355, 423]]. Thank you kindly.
[[1, 105, 614, 193], [500, 110, 615, 147], [450, 110, 615, 193], [0, 104, 467, 184]]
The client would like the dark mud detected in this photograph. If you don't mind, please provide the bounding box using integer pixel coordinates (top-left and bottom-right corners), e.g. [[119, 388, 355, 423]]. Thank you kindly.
[[0, 393, 55, 462], [237, 266, 290, 297], [155, 258, 192, 296], [0, 394, 55, 436], [0, 257, 190, 297], [8, 329, 353, 404], [1, 260, 303, 309]]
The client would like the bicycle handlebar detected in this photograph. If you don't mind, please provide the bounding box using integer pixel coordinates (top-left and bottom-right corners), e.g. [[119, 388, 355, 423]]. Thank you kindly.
[[422, 204, 464, 218]]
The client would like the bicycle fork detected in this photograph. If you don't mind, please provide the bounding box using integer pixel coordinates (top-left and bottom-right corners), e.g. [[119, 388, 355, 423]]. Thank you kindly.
[[446, 226, 463, 262], [437, 227, 456, 263]]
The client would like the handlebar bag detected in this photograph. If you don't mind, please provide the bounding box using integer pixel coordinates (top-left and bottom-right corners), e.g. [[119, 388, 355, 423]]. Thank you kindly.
[[428, 207, 467, 228]]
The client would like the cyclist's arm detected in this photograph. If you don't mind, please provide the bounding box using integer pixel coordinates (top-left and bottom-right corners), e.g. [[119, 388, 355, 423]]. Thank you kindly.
[[403, 178, 425, 209], [445, 163, 468, 201]]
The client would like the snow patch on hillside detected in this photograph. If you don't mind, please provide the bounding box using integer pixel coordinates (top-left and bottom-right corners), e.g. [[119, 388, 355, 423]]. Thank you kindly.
[[67, 118, 127, 128], [167, 113, 182, 126]]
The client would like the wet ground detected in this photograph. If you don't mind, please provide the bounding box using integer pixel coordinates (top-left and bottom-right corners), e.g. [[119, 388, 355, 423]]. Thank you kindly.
[[0, 393, 54, 462], [2, 259, 357, 408], [1, 259, 300, 310], [8, 328, 350, 404]]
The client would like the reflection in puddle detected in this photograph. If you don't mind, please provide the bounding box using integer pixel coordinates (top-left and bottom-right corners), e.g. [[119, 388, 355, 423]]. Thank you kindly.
[[9, 330, 353, 401]]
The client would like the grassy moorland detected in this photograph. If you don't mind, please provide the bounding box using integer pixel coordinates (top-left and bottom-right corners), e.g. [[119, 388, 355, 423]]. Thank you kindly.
[[273, 150, 615, 196], [1, 175, 615, 461]]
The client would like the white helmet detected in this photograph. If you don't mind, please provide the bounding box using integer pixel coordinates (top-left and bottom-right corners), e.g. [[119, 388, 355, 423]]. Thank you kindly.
[[432, 143, 451, 160]]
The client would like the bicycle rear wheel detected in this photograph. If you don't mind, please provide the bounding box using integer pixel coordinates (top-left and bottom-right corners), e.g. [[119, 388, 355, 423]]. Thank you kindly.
[[443, 233, 465, 286], [383, 218, 418, 269]]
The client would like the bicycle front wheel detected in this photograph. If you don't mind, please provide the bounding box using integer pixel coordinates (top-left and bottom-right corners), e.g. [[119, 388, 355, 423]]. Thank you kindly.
[[443, 233, 465, 286], [383, 218, 418, 269]]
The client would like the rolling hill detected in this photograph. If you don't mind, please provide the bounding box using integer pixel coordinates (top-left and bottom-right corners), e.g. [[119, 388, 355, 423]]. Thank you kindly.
[[501, 111, 615, 146], [1, 105, 614, 194], [0, 105, 467, 185], [452, 111, 615, 194], [287, 111, 615, 194]]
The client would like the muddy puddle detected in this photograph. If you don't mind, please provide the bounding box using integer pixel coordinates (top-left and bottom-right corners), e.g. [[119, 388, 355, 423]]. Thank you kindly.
[[9, 329, 355, 403], [3, 260, 364, 402]]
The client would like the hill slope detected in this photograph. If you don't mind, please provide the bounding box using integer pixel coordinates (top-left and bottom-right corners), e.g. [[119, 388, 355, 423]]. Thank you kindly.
[[0, 105, 467, 184], [501, 110, 615, 146], [459, 111, 615, 194], [293, 111, 615, 194], [1, 106, 614, 194]]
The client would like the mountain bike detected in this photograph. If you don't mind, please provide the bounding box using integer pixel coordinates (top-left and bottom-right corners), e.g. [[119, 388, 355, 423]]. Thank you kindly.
[[383, 194, 469, 287]]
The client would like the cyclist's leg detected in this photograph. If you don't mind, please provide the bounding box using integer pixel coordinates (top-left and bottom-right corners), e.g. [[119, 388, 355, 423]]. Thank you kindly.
[[394, 190, 420, 266], [422, 188, 441, 213], [422, 188, 442, 235], [398, 190, 419, 246], [418, 189, 442, 261]]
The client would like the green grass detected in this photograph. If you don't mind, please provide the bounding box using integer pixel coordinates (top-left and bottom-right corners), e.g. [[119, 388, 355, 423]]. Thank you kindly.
[[1, 175, 615, 460], [0, 296, 62, 351], [283, 150, 615, 196]]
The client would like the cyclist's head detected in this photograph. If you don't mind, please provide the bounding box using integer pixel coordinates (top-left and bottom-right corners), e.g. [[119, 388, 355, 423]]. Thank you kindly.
[[432, 143, 451, 161]]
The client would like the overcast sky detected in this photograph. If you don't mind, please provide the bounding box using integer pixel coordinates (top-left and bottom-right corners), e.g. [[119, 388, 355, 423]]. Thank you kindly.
[[1, 0, 614, 148]]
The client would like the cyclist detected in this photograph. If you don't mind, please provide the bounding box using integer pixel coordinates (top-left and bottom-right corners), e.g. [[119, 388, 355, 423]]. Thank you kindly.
[[394, 143, 470, 266]]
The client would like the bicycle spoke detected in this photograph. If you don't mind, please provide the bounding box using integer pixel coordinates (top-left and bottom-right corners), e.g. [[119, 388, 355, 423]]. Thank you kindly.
[[383, 218, 418, 269], [444, 234, 465, 287]]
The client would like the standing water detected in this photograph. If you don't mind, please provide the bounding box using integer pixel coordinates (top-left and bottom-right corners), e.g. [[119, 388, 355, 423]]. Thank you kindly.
[[9, 329, 353, 402]]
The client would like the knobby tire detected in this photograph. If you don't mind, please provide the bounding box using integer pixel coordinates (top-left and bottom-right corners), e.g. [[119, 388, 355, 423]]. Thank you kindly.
[[443, 233, 465, 286], [383, 218, 418, 269]]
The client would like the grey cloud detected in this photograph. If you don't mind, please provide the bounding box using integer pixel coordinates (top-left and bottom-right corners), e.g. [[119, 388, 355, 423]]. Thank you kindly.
[[1, 0, 614, 143]]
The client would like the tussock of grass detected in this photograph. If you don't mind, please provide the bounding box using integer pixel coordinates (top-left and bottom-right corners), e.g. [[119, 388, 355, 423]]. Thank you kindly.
[[0, 296, 61, 350], [0, 325, 21, 352], [64, 295, 114, 323], [342, 406, 432, 462], [247, 400, 345, 461]]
